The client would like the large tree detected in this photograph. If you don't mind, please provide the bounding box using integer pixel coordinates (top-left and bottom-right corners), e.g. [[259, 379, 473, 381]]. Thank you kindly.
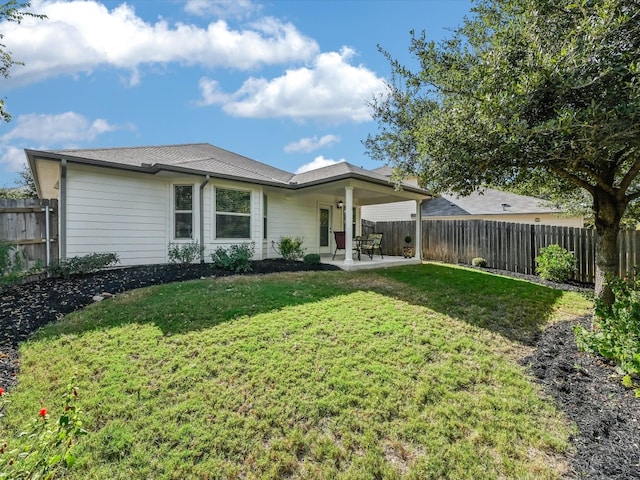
[[1, 1, 44, 122], [365, 0, 640, 304]]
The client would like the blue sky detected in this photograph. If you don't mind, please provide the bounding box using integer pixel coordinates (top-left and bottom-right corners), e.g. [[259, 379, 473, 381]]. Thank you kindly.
[[0, 0, 473, 187]]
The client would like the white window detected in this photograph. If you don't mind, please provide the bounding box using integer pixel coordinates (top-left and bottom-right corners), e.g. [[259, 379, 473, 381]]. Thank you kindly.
[[263, 194, 268, 240], [174, 185, 193, 239], [215, 188, 251, 239]]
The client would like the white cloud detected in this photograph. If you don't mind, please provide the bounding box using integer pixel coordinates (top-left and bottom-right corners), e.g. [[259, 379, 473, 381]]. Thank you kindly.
[[284, 134, 340, 153], [0, 146, 28, 174], [295, 155, 345, 174], [1, 1, 318, 87], [1, 112, 123, 143], [0, 111, 134, 175], [198, 47, 385, 123], [197, 78, 234, 106], [185, 0, 261, 19]]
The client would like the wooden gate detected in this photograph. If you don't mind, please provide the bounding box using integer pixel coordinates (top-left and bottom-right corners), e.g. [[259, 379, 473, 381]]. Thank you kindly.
[[0, 199, 58, 268]]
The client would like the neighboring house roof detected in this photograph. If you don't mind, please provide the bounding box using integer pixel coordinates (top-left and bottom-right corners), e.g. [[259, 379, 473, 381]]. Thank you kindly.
[[422, 188, 561, 216], [25, 143, 429, 195]]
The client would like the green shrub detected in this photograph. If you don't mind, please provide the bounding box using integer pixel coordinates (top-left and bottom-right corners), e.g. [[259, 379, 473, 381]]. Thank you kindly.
[[535, 244, 575, 282], [211, 243, 255, 273], [0, 374, 88, 479], [303, 253, 321, 265], [274, 236, 305, 261], [1, 240, 26, 287], [0, 240, 44, 289], [404, 235, 412, 244], [575, 274, 640, 387], [49, 253, 119, 278], [472, 257, 487, 268], [168, 241, 204, 265]]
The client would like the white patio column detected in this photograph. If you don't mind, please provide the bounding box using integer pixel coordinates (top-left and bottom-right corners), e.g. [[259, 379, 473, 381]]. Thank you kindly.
[[415, 200, 423, 260], [344, 186, 354, 265]]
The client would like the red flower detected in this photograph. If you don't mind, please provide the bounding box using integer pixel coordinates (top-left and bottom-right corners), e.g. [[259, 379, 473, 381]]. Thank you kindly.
[[0, 387, 4, 396], [39, 407, 47, 417]]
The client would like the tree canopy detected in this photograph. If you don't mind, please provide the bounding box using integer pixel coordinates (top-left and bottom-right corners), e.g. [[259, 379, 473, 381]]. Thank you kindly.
[[365, 0, 640, 301]]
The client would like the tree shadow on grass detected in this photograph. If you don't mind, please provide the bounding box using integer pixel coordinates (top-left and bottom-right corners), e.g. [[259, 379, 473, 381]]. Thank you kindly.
[[28, 263, 584, 348], [31, 271, 356, 340], [367, 263, 577, 346]]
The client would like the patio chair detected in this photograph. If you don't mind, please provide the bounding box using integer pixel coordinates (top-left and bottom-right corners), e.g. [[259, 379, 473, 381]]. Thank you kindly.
[[361, 233, 383, 260], [332, 231, 361, 260]]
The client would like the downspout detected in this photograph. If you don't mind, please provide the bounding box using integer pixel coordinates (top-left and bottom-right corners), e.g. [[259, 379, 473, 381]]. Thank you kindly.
[[59, 158, 67, 259], [199, 174, 210, 263], [45, 204, 51, 275]]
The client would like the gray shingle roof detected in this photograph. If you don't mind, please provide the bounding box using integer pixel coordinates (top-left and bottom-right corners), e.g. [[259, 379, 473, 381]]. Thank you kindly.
[[27, 143, 429, 195], [290, 162, 395, 185], [371, 165, 395, 177], [422, 188, 560, 216], [47, 143, 294, 185]]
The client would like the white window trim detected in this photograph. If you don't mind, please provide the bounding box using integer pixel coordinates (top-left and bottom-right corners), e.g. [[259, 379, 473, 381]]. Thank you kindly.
[[173, 184, 194, 240], [214, 187, 252, 240]]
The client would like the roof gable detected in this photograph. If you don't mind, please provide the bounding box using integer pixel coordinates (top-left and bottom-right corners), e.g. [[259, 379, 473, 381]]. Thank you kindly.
[[290, 162, 395, 185]]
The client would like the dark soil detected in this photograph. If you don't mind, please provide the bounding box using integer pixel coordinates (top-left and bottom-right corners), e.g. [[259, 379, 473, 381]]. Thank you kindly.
[[523, 317, 640, 480], [1, 261, 639, 479]]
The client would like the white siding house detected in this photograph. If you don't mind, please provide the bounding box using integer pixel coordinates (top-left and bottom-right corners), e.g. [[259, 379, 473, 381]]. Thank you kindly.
[[65, 164, 170, 265], [26, 144, 430, 268]]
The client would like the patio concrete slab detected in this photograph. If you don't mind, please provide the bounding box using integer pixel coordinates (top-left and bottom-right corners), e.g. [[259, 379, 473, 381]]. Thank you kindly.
[[321, 254, 423, 271]]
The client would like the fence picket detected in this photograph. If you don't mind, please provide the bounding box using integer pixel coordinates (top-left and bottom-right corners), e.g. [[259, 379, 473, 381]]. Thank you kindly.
[[367, 218, 640, 284]]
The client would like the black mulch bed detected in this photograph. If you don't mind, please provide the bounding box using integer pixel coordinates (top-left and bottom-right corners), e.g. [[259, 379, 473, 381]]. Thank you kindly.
[[1, 261, 639, 479]]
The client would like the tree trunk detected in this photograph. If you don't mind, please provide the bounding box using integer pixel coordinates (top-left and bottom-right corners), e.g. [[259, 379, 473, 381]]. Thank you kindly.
[[594, 223, 619, 307], [592, 190, 625, 308]]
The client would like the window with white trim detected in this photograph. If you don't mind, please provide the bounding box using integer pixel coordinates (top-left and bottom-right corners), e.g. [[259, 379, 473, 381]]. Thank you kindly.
[[215, 188, 251, 239], [174, 185, 193, 239], [263, 194, 268, 240]]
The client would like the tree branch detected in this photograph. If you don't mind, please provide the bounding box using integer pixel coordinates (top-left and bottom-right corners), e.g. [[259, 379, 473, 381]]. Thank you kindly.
[[549, 166, 596, 196], [618, 159, 640, 194], [626, 190, 640, 202]]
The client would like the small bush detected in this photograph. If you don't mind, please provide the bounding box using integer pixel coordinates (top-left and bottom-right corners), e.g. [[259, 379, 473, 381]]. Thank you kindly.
[[575, 274, 640, 383], [472, 257, 487, 268], [404, 236, 412, 244], [211, 243, 255, 273], [49, 252, 119, 278], [535, 244, 575, 282], [168, 241, 204, 265], [303, 253, 321, 265], [274, 236, 305, 261], [0, 240, 33, 288], [0, 374, 88, 478]]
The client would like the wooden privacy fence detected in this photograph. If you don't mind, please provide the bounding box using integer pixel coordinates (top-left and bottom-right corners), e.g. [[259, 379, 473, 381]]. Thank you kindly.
[[0, 198, 58, 269], [373, 219, 640, 284]]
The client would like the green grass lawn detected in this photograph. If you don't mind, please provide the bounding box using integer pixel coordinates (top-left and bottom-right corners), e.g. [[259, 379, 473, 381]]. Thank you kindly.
[[1, 263, 592, 479]]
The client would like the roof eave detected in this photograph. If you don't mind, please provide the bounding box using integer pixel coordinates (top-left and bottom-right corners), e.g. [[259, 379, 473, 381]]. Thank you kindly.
[[24, 150, 44, 198], [23, 149, 432, 195], [289, 172, 431, 196]]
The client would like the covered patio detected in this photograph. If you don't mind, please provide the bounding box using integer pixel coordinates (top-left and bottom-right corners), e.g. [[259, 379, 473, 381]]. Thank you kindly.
[[287, 164, 430, 269]]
